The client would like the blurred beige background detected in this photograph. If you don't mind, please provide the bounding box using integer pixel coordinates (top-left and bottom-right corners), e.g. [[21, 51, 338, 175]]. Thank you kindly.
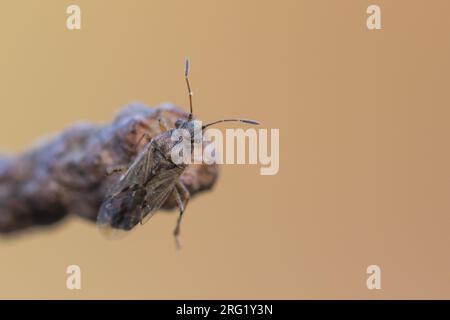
[[0, 0, 449, 299]]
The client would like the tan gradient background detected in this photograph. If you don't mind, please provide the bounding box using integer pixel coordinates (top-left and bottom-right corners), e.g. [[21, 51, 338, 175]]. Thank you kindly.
[[0, 0, 449, 299]]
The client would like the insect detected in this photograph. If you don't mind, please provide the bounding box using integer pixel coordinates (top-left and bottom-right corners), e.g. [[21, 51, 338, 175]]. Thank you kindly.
[[97, 59, 259, 247]]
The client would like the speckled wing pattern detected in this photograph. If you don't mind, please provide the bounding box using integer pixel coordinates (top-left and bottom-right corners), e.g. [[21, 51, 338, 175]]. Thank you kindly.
[[97, 139, 185, 238]]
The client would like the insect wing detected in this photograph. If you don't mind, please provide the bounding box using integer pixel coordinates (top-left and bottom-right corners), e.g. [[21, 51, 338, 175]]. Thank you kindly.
[[140, 163, 185, 225], [105, 142, 155, 197], [97, 184, 147, 239], [97, 142, 156, 239], [139, 186, 173, 225]]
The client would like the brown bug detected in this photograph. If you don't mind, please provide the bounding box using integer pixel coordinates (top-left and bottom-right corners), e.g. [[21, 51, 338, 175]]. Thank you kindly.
[[97, 59, 259, 246]]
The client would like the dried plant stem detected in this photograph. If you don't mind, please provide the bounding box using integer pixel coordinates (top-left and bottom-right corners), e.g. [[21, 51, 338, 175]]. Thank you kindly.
[[0, 103, 218, 234]]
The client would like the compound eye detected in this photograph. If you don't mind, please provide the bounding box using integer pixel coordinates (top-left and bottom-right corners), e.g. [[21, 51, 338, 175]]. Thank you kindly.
[[175, 119, 183, 128]]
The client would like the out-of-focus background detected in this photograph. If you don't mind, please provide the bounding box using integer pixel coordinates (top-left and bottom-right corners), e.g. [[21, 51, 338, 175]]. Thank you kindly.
[[0, 0, 449, 299]]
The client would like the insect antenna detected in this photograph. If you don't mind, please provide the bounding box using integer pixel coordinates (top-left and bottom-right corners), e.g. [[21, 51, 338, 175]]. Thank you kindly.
[[185, 58, 194, 120], [202, 118, 260, 130]]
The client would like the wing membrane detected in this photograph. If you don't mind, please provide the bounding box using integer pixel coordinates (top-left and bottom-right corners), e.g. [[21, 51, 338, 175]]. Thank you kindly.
[[140, 165, 185, 225], [106, 142, 155, 197], [97, 138, 185, 238]]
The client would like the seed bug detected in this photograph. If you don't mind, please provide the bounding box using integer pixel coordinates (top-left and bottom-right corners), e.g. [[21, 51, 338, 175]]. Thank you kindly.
[[97, 58, 259, 247]]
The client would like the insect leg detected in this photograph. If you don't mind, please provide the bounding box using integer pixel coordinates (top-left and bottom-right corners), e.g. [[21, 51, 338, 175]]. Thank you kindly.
[[172, 186, 185, 249], [106, 165, 128, 176], [133, 132, 152, 150], [176, 180, 190, 209], [158, 118, 169, 133]]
